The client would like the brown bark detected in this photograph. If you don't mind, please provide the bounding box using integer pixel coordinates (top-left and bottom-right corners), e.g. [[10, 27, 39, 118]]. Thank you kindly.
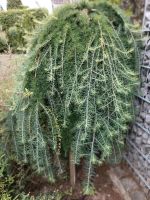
[[69, 150, 76, 187]]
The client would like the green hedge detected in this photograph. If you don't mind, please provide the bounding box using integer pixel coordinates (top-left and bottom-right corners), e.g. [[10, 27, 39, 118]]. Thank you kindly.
[[0, 8, 48, 31]]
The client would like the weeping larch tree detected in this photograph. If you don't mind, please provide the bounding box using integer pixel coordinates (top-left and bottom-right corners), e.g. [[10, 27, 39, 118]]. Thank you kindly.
[[9, 1, 138, 194]]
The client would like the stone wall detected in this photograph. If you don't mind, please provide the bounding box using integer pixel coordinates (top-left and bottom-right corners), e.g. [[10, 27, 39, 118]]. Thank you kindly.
[[125, 0, 150, 193]]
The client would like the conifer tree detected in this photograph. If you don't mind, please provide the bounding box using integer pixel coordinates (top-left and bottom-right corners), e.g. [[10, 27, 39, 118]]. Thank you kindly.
[[8, 1, 139, 194]]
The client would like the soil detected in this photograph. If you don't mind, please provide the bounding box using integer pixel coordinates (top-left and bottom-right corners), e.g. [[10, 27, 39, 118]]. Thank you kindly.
[[23, 164, 124, 200]]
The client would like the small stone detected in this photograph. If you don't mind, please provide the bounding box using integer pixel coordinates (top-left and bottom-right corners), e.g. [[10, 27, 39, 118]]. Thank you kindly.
[[121, 178, 138, 192], [139, 112, 146, 120], [143, 83, 149, 89], [141, 75, 146, 82], [142, 133, 149, 139], [137, 128, 143, 136], [130, 133, 136, 140], [145, 22, 150, 29], [136, 117, 143, 123], [147, 170, 150, 177], [130, 190, 147, 200], [147, 94, 150, 100], [135, 137, 142, 145], [143, 102, 150, 110], [148, 73, 150, 82], [142, 138, 147, 144], [141, 88, 147, 97], [145, 114, 150, 124], [143, 145, 150, 154], [133, 125, 137, 133], [144, 122, 149, 129], [127, 152, 134, 161], [148, 138, 150, 144], [133, 153, 138, 161], [137, 161, 142, 168]]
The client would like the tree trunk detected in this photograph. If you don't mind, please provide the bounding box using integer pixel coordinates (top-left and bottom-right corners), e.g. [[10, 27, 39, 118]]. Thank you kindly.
[[69, 150, 76, 187]]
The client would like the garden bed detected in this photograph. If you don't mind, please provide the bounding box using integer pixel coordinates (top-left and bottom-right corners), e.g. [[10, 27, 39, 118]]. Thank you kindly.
[[18, 163, 124, 200]]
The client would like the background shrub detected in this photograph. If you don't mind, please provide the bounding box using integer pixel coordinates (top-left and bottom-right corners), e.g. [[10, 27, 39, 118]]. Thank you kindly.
[[7, 0, 22, 9], [7, 26, 24, 52], [0, 8, 48, 52], [0, 8, 48, 32], [0, 32, 8, 53]]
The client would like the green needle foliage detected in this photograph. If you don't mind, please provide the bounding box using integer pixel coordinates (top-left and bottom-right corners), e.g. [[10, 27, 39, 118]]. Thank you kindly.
[[8, 1, 138, 194]]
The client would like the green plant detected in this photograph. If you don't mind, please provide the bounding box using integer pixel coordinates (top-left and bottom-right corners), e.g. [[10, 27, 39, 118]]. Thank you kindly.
[[15, 192, 64, 200], [0, 32, 8, 53], [0, 8, 48, 52], [9, 1, 138, 194], [0, 9, 48, 32], [0, 151, 34, 199], [0, 152, 14, 200], [7, 11, 39, 52], [7, 26, 24, 52]]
